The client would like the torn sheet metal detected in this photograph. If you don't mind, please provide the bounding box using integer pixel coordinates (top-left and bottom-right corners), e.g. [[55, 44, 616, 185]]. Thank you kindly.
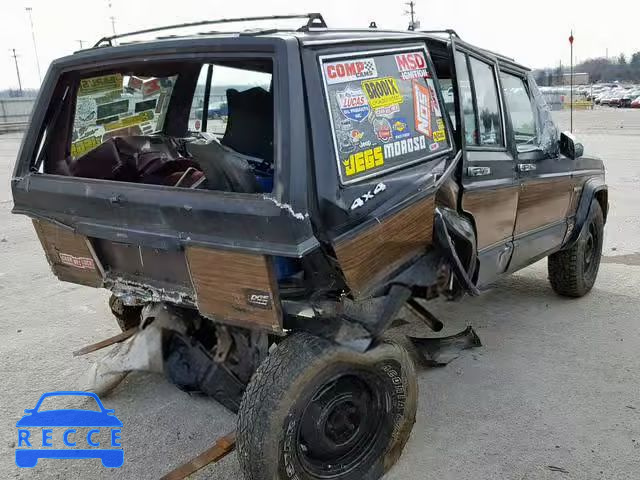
[[408, 326, 481, 366]]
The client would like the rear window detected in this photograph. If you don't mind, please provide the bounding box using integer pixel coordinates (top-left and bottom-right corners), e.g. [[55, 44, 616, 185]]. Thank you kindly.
[[71, 73, 176, 158], [320, 46, 451, 184]]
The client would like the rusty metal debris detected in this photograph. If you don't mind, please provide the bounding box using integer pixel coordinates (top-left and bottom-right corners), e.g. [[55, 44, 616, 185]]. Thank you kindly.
[[72, 327, 138, 357], [160, 431, 236, 480]]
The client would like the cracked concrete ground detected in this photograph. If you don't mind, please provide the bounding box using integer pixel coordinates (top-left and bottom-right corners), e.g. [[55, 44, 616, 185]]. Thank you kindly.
[[0, 108, 639, 479]]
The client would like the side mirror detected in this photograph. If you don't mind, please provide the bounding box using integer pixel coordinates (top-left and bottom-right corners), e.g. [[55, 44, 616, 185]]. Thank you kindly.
[[560, 131, 584, 159]]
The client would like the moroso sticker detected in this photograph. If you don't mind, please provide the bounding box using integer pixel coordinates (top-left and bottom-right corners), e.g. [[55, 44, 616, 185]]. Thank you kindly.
[[362, 77, 403, 109], [343, 146, 384, 177], [336, 86, 370, 122], [58, 253, 95, 270], [383, 136, 428, 159], [395, 52, 430, 80], [391, 117, 411, 140], [325, 58, 378, 85], [413, 80, 432, 137], [373, 117, 393, 143]]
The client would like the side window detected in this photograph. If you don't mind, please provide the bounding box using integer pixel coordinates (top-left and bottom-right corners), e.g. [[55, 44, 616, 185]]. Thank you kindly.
[[320, 47, 452, 184], [500, 72, 538, 151], [453, 51, 476, 145], [468, 57, 504, 146], [189, 64, 272, 137]]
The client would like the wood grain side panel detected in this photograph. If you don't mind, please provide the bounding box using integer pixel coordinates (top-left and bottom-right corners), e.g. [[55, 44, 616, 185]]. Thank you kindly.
[[515, 178, 572, 235], [462, 186, 519, 250], [186, 247, 282, 332], [32, 219, 103, 287], [334, 195, 435, 297]]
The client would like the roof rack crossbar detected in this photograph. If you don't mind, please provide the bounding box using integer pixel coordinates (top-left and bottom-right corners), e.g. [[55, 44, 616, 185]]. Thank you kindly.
[[93, 13, 327, 47]]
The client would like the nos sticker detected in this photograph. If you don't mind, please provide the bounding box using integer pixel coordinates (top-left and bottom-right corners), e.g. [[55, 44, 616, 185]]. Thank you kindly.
[[244, 289, 273, 310], [413, 81, 432, 137], [336, 86, 370, 122], [324, 59, 378, 85]]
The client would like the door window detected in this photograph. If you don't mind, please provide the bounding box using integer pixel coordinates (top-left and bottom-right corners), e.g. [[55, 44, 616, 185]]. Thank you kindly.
[[453, 51, 476, 145], [500, 72, 538, 151], [468, 57, 504, 146]]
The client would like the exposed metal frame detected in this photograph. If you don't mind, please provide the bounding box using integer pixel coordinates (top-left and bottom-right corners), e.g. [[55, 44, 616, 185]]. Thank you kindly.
[[318, 45, 454, 186]]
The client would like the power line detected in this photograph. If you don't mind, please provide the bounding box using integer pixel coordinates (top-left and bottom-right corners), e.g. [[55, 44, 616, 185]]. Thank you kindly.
[[10, 49, 23, 95]]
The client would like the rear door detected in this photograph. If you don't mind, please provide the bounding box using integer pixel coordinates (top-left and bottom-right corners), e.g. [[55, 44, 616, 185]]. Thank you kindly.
[[499, 69, 573, 270], [452, 45, 518, 287]]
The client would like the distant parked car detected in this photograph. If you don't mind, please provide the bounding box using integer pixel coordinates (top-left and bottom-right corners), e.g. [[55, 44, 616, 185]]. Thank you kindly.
[[631, 96, 640, 108], [619, 90, 640, 108]]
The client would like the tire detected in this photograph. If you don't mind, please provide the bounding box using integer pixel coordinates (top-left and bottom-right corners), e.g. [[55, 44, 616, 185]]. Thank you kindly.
[[237, 332, 417, 480], [108, 294, 142, 331], [548, 199, 604, 297]]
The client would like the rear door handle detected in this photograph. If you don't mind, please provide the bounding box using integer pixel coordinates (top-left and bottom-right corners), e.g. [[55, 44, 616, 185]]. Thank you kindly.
[[467, 166, 492, 177], [518, 163, 537, 172]]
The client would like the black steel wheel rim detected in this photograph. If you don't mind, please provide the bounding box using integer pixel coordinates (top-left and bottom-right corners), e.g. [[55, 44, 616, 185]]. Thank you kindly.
[[583, 220, 599, 276], [295, 371, 388, 478]]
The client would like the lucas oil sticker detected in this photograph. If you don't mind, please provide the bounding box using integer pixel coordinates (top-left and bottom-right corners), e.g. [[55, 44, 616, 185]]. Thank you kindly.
[[324, 58, 378, 85], [362, 77, 403, 109], [336, 86, 370, 122], [343, 146, 384, 177], [413, 80, 432, 137], [395, 52, 430, 80]]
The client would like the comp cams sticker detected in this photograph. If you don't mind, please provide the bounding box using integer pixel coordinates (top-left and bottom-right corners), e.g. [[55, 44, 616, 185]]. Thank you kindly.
[[324, 58, 378, 85]]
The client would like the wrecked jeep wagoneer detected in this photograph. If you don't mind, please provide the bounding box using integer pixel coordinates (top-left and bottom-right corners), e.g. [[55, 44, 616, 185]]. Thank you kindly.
[[12, 14, 608, 479]]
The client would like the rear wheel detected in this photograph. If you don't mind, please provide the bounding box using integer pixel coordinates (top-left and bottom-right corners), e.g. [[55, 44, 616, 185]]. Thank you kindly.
[[108, 294, 142, 331], [548, 199, 604, 297], [237, 332, 417, 480]]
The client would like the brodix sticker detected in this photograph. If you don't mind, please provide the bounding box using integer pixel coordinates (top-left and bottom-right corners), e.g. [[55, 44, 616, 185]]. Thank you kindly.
[[324, 59, 378, 85], [362, 77, 403, 109]]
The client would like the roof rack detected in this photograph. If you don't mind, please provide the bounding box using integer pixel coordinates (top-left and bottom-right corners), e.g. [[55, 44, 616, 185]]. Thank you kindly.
[[93, 13, 327, 47], [419, 29, 461, 38]]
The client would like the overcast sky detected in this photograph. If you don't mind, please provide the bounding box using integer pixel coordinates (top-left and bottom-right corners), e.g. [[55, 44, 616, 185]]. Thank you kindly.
[[1, 0, 638, 89]]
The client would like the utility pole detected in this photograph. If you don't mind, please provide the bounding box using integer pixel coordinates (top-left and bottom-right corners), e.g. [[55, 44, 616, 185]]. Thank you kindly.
[[569, 31, 574, 133], [11, 49, 23, 95], [25, 7, 42, 84], [76, 40, 87, 49], [405, 2, 419, 31]]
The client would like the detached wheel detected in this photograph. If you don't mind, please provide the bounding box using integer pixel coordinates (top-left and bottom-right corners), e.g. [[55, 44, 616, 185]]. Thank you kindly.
[[108, 294, 142, 331], [237, 332, 417, 480], [548, 199, 604, 297]]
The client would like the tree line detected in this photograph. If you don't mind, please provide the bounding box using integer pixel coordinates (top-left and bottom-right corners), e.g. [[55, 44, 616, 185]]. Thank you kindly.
[[534, 52, 640, 85]]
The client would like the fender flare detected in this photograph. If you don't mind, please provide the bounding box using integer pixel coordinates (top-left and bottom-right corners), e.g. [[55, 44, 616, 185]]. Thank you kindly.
[[563, 177, 608, 250]]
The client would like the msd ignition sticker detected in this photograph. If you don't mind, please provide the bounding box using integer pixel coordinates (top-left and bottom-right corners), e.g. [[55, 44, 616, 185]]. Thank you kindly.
[[412, 80, 433, 138], [362, 77, 403, 109], [336, 85, 371, 122], [395, 52, 431, 80], [325, 58, 378, 85]]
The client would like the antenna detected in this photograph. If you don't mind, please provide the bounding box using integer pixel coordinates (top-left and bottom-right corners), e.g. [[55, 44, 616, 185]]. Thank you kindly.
[[25, 7, 42, 84], [10, 49, 23, 95]]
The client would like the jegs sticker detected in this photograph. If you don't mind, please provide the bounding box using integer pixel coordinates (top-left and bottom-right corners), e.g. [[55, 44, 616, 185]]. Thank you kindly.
[[343, 146, 384, 177], [362, 77, 403, 109], [395, 52, 430, 80], [336, 86, 370, 122], [325, 58, 378, 85], [413, 80, 432, 137]]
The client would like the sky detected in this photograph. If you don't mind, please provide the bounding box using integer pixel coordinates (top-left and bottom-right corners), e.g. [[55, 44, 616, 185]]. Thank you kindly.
[[1, 0, 639, 90]]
